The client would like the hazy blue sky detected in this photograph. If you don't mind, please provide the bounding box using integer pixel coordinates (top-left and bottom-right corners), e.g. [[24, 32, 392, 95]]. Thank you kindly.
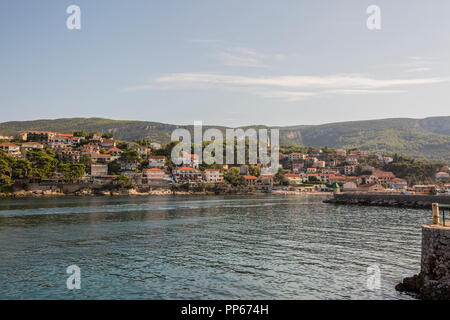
[[1, 0, 449, 126]]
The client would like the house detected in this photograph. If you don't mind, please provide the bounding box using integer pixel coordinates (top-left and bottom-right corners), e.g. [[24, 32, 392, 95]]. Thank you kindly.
[[173, 167, 202, 183], [388, 178, 408, 190], [179, 152, 199, 168], [285, 174, 303, 185], [90, 154, 115, 163], [361, 165, 375, 174], [16, 132, 28, 141], [306, 168, 317, 173], [88, 137, 103, 145], [148, 155, 166, 169], [26, 131, 57, 142], [413, 185, 437, 195], [379, 156, 394, 165], [443, 184, 450, 194], [203, 169, 224, 183], [91, 164, 108, 177], [344, 165, 356, 176], [326, 160, 336, 167], [259, 174, 274, 186], [349, 150, 369, 158], [108, 147, 123, 157], [56, 148, 81, 162], [151, 142, 162, 150], [81, 144, 100, 154], [336, 149, 347, 157], [373, 170, 396, 183], [360, 175, 377, 184], [357, 183, 386, 193], [342, 182, 358, 191], [313, 160, 326, 168], [92, 132, 102, 140], [119, 160, 139, 172], [0, 134, 12, 140], [435, 172, 450, 180], [345, 157, 359, 165], [243, 175, 258, 185], [322, 168, 338, 174], [101, 139, 116, 149], [287, 153, 306, 161], [21, 142, 44, 151], [0, 142, 21, 157], [143, 168, 169, 180], [92, 175, 118, 184], [133, 145, 151, 158]]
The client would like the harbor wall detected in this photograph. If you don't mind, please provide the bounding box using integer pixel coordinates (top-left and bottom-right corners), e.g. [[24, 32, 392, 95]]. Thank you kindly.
[[325, 193, 450, 208]]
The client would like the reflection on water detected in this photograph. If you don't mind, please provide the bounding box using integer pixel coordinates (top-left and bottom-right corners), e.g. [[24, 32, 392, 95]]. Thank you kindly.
[[0, 195, 426, 299]]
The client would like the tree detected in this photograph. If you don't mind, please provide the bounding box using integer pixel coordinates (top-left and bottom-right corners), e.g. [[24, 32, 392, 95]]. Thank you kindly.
[[73, 130, 87, 137], [26, 149, 57, 178], [12, 158, 32, 179], [108, 160, 121, 175], [248, 165, 261, 177], [60, 163, 85, 182], [224, 167, 243, 187], [119, 149, 139, 162], [0, 150, 13, 190], [79, 154, 92, 166], [114, 174, 132, 189], [275, 167, 288, 185], [102, 133, 114, 139]]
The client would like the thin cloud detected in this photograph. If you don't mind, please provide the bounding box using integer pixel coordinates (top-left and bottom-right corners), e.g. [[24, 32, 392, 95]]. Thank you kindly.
[[375, 56, 434, 73], [189, 39, 285, 68], [125, 72, 449, 101]]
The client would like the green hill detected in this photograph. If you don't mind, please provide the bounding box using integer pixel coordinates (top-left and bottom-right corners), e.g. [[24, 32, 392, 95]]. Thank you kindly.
[[0, 116, 449, 162]]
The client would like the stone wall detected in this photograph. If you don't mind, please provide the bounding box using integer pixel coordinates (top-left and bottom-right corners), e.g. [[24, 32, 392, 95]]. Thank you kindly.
[[419, 225, 450, 299], [325, 193, 450, 208], [396, 225, 450, 300]]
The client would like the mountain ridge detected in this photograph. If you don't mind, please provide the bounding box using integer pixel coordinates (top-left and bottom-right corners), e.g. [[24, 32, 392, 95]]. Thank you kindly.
[[1, 116, 449, 162]]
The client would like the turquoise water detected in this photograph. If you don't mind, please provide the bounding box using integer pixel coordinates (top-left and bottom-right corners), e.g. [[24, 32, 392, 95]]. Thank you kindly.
[[0, 195, 427, 299]]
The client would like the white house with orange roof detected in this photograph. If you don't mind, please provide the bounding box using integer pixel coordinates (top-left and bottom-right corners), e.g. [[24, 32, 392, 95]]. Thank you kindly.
[[21, 142, 44, 150], [90, 153, 116, 163], [203, 169, 224, 183], [173, 166, 202, 183], [388, 178, 408, 190], [180, 152, 199, 168], [108, 147, 123, 157], [435, 172, 450, 180], [285, 174, 303, 185], [0, 142, 21, 157], [148, 155, 166, 168], [287, 153, 306, 161], [0, 134, 12, 140], [143, 168, 169, 180], [101, 139, 116, 149]]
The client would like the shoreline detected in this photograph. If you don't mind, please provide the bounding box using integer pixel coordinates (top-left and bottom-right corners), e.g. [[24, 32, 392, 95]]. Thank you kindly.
[[0, 189, 332, 198]]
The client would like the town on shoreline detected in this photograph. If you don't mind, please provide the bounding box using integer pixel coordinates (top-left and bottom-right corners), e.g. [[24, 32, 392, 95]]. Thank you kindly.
[[0, 130, 449, 198]]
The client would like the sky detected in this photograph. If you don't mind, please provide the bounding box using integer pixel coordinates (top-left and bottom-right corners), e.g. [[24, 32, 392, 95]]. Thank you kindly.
[[1, 0, 449, 127]]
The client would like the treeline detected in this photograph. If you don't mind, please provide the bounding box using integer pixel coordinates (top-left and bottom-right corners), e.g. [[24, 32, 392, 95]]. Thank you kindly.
[[383, 154, 446, 185]]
